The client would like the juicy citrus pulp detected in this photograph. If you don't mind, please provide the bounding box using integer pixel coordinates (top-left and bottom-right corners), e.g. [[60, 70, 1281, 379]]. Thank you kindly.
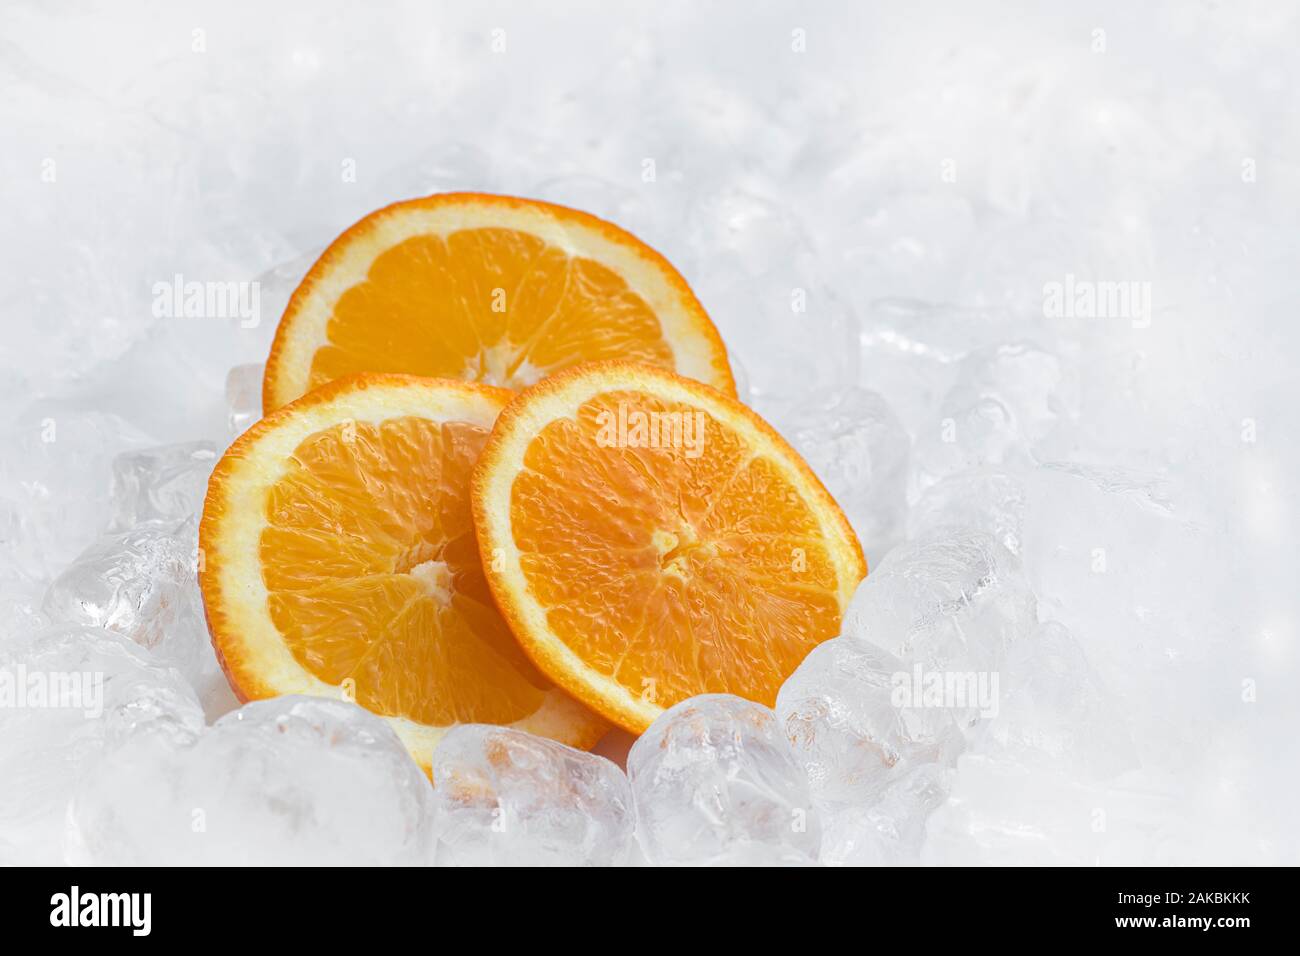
[[200, 373, 605, 767], [263, 193, 735, 411], [471, 361, 867, 733]]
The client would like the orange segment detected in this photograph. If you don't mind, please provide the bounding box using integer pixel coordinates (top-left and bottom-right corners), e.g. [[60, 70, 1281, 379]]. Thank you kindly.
[[199, 373, 605, 768], [471, 361, 867, 733], [263, 193, 735, 411]]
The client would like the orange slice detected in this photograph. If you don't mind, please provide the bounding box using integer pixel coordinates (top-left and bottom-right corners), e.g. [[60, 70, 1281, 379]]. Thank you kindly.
[[471, 361, 867, 733], [199, 373, 605, 768], [263, 192, 735, 411]]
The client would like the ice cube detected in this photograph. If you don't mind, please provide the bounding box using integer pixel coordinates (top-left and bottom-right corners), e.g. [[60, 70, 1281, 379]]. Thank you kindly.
[[922, 755, 1172, 866], [702, 265, 859, 402], [776, 638, 962, 811], [955, 219, 1100, 319], [843, 529, 1037, 672], [909, 468, 1027, 556], [831, 194, 978, 304], [1016, 463, 1226, 735], [0, 626, 203, 865], [224, 364, 263, 437], [381, 142, 500, 203], [682, 188, 810, 276], [855, 299, 1015, 434], [964, 344, 1078, 443], [627, 694, 821, 866], [530, 174, 670, 249], [430, 725, 634, 866], [109, 442, 217, 530], [0, 593, 48, 647], [761, 387, 910, 564], [0, 525, 49, 645], [41, 519, 208, 677], [973, 622, 1138, 780], [914, 396, 1027, 489], [0, 409, 154, 577], [66, 696, 435, 866], [727, 348, 753, 405], [683, 189, 858, 399], [819, 763, 951, 866], [912, 343, 1077, 490]]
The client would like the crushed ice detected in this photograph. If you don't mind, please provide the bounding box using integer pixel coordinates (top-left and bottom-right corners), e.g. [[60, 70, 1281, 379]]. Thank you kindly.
[[1, 3, 1295, 865]]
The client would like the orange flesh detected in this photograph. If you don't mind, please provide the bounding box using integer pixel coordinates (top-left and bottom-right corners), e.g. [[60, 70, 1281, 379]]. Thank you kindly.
[[509, 390, 844, 710], [308, 229, 675, 393], [261, 416, 551, 725]]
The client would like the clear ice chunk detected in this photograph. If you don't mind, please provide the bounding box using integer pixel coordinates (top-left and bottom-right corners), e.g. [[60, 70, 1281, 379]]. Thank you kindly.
[[958, 343, 1078, 442], [776, 637, 962, 811], [909, 468, 1027, 556], [381, 142, 500, 203], [843, 528, 1037, 673], [921, 754, 1170, 866], [0, 626, 203, 865], [224, 364, 263, 437], [912, 343, 1077, 489], [683, 189, 859, 399], [855, 299, 1022, 434], [41, 519, 208, 677], [0, 409, 154, 576], [762, 387, 910, 563], [627, 694, 821, 866], [0, 594, 48, 647], [819, 763, 951, 866], [431, 725, 634, 867], [66, 696, 435, 866], [109, 442, 217, 530], [973, 621, 1138, 780], [530, 174, 671, 250], [1016, 463, 1227, 737], [0, 525, 49, 644]]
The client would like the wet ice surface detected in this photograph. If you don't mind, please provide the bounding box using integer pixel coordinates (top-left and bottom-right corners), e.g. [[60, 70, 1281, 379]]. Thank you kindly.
[[628, 695, 821, 866], [42, 520, 205, 671], [431, 725, 634, 866], [0, 2, 1296, 864], [109, 442, 217, 530], [0, 627, 204, 864], [908, 469, 1027, 555], [911, 343, 1079, 491], [777, 638, 962, 813], [972, 622, 1138, 780], [224, 364, 264, 437], [764, 387, 910, 564], [843, 529, 1038, 673], [67, 696, 436, 865], [820, 763, 952, 866], [0, 411, 154, 579]]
